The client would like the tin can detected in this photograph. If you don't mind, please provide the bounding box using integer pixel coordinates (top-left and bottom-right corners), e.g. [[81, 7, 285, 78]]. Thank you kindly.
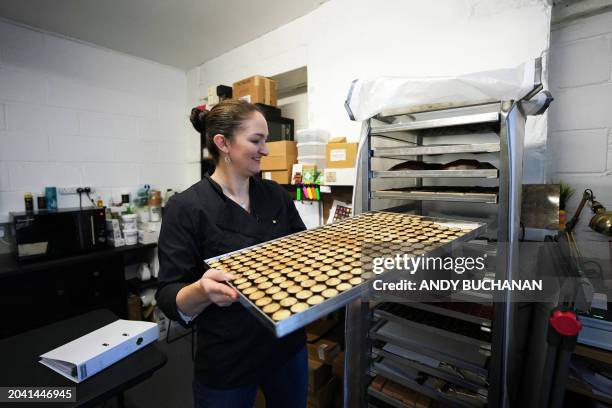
[[24, 192, 34, 212]]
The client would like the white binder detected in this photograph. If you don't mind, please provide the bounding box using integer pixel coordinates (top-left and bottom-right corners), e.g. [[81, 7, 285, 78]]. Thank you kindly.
[[39, 319, 159, 383]]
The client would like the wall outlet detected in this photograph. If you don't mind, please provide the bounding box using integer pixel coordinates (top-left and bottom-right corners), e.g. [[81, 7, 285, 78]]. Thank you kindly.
[[59, 187, 95, 195]]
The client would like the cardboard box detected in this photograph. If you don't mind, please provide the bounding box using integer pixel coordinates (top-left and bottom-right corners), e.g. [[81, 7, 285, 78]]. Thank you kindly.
[[261, 141, 297, 171], [325, 137, 358, 168], [332, 351, 344, 380], [307, 340, 340, 365], [308, 358, 332, 393], [262, 170, 292, 184], [307, 377, 338, 408], [322, 167, 357, 186], [306, 319, 339, 343], [233, 75, 278, 106]]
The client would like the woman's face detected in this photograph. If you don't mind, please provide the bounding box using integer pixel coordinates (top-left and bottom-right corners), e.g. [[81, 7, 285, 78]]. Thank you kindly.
[[226, 111, 269, 177]]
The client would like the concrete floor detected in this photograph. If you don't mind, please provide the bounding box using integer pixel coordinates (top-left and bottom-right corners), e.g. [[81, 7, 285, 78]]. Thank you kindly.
[[99, 327, 195, 408]]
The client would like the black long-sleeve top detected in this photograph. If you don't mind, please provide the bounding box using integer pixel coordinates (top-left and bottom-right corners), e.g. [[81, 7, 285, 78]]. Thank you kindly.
[[155, 174, 307, 389]]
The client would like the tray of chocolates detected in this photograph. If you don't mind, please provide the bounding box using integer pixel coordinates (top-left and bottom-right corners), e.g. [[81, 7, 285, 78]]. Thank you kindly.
[[205, 211, 485, 337]]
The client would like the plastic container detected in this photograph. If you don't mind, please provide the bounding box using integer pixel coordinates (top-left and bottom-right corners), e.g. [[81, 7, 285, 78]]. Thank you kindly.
[[296, 129, 330, 144], [121, 214, 137, 230], [297, 155, 326, 169], [297, 142, 326, 157], [124, 229, 138, 245], [148, 190, 162, 222]]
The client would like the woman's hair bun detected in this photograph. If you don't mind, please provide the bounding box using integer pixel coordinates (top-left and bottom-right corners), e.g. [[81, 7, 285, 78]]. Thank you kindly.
[[190, 106, 208, 134]]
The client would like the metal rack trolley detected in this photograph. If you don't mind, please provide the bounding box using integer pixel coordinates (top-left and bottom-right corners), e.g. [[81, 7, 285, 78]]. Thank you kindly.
[[344, 77, 552, 407]]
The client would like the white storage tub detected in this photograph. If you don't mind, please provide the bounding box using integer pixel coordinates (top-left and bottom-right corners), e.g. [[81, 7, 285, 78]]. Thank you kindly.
[[297, 155, 326, 169], [297, 142, 326, 157], [296, 129, 330, 144]]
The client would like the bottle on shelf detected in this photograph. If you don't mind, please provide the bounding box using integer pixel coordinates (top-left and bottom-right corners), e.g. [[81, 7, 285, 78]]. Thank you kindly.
[[148, 190, 162, 222]]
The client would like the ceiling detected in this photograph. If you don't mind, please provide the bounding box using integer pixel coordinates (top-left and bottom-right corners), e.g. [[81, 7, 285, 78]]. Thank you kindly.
[[0, 0, 325, 70]]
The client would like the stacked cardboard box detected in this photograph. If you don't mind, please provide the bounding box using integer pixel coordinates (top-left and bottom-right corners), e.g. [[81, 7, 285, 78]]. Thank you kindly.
[[260, 141, 297, 184], [370, 375, 433, 408], [233, 75, 278, 106], [325, 137, 358, 169], [307, 338, 342, 408]]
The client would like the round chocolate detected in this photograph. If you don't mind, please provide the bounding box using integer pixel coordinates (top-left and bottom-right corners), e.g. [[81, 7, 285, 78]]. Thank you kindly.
[[258, 282, 273, 290], [349, 277, 363, 285], [237, 282, 252, 290], [337, 283, 352, 292], [307, 295, 324, 306], [322, 288, 338, 298], [314, 274, 329, 282], [272, 291, 288, 301], [280, 298, 297, 307], [287, 285, 302, 294], [311, 284, 326, 293], [266, 286, 281, 295], [296, 290, 313, 300], [300, 279, 316, 288], [255, 297, 272, 307], [263, 303, 281, 314], [272, 309, 291, 321], [291, 303, 309, 313], [249, 291, 265, 300]]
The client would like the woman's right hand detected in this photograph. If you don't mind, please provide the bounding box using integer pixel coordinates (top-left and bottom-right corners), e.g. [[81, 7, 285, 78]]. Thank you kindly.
[[198, 269, 239, 307]]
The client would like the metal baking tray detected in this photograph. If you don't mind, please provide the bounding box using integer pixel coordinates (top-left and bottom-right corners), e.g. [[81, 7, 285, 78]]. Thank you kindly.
[[371, 189, 498, 204], [372, 143, 501, 158], [372, 169, 498, 179], [204, 211, 485, 337]]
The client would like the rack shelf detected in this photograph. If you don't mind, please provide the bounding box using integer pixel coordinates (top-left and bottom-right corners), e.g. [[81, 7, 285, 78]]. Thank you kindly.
[[371, 346, 488, 392], [371, 358, 487, 408], [370, 189, 498, 204], [370, 319, 489, 376], [370, 112, 500, 134], [373, 303, 492, 349], [372, 143, 500, 158], [372, 169, 498, 179], [367, 387, 412, 408]]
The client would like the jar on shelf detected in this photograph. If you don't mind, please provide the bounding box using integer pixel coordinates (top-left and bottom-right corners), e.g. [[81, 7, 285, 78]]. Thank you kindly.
[[148, 190, 162, 222]]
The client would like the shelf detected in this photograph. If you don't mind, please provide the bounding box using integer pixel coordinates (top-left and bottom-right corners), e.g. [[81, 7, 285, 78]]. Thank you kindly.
[[368, 387, 413, 408], [372, 143, 500, 158], [370, 112, 500, 134], [566, 377, 612, 406], [402, 302, 492, 327], [370, 319, 489, 376], [372, 169, 498, 179], [374, 303, 492, 349], [371, 358, 487, 408], [371, 189, 498, 204], [372, 346, 488, 392]]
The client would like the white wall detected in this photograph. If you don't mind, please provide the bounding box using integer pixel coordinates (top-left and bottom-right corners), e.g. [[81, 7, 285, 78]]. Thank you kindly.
[[187, 0, 551, 143], [547, 10, 612, 259], [0, 20, 195, 222]]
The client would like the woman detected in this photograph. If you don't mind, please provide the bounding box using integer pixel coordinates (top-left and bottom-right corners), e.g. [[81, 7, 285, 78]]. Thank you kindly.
[[156, 100, 308, 408]]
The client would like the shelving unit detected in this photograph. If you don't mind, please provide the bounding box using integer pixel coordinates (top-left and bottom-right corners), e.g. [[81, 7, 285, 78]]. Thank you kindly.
[[344, 95, 540, 407]]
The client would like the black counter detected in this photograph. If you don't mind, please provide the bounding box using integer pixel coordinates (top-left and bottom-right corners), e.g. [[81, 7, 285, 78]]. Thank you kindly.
[[0, 243, 157, 278], [0, 243, 157, 339]]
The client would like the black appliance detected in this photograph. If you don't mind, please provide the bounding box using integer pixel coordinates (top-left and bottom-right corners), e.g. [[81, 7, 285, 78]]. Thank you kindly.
[[10, 207, 107, 260]]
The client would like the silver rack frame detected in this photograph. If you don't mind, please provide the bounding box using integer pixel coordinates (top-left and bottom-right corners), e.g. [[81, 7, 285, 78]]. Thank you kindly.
[[345, 99, 528, 408]]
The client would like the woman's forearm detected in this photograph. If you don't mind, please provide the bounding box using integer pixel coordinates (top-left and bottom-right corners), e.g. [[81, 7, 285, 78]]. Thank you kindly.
[[176, 282, 211, 317]]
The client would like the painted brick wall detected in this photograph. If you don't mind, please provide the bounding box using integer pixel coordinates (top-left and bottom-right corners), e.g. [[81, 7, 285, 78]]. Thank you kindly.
[[0, 20, 195, 222], [548, 10, 612, 243]]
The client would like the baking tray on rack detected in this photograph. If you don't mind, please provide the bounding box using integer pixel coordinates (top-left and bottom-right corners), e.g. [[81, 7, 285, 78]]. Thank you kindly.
[[205, 211, 485, 337], [372, 169, 498, 179], [371, 189, 498, 203]]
